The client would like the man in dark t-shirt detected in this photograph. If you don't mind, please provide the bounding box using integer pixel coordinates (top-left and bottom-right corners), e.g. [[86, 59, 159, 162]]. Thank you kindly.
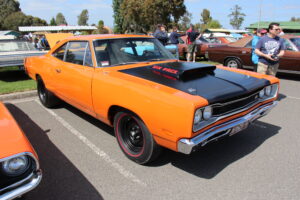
[[255, 22, 285, 76]]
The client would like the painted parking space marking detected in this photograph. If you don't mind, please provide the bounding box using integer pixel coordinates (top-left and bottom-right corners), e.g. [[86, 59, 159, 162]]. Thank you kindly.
[[287, 96, 300, 100], [35, 99, 147, 187]]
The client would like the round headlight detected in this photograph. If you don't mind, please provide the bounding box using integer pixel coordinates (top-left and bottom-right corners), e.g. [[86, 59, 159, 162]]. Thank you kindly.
[[1, 156, 29, 177], [203, 106, 212, 120], [194, 109, 202, 125], [259, 89, 265, 98], [265, 86, 272, 96]]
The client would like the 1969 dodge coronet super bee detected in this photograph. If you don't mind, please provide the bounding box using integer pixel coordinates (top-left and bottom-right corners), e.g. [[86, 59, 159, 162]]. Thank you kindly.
[[0, 102, 42, 200], [25, 34, 279, 164]]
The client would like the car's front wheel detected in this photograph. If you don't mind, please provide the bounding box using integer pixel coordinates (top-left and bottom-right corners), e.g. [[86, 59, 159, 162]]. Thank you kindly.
[[114, 111, 161, 164], [224, 58, 242, 69], [37, 76, 59, 108]]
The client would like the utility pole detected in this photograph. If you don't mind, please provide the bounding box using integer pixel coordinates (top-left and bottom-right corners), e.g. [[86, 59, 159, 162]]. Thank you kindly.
[[258, 0, 263, 29]]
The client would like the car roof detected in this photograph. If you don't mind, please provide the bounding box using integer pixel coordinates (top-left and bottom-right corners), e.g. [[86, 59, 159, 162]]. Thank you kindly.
[[229, 36, 252, 47], [66, 34, 153, 41], [228, 34, 300, 48]]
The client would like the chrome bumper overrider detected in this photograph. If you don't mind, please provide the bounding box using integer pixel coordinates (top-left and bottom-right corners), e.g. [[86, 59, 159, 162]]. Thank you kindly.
[[178, 101, 278, 154], [0, 170, 42, 200]]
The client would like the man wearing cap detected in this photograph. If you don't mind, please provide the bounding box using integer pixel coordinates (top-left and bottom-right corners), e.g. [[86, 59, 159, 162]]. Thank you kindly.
[[255, 22, 285, 76], [251, 28, 267, 72]]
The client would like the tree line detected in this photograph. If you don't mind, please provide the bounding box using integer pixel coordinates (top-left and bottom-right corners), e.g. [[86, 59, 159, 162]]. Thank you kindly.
[[0, 0, 108, 33], [2, 0, 299, 34]]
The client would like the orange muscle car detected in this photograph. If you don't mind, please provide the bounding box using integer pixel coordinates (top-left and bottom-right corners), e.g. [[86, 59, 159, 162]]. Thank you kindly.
[[25, 34, 279, 164], [0, 102, 42, 199]]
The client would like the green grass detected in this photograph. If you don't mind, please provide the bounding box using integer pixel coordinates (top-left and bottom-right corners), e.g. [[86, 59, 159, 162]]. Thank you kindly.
[[0, 66, 36, 95], [198, 61, 221, 65]]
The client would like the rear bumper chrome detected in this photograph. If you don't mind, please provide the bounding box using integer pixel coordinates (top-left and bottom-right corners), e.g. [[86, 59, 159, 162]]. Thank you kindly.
[[178, 101, 278, 154], [0, 170, 42, 200]]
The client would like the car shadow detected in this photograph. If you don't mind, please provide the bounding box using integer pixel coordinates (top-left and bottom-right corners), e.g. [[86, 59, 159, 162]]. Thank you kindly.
[[277, 72, 300, 81], [5, 103, 104, 200], [0, 69, 31, 82], [277, 93, 287, 101], [150, 120, 281, 179], [52, 102, 114, 136]]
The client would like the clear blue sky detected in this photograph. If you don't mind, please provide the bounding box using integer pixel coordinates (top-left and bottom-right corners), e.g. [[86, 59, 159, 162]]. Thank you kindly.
[[18, 0, 300, 29]]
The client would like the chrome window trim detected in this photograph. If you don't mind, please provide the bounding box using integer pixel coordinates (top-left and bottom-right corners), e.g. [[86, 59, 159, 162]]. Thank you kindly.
[[92, 37, 174, 68]]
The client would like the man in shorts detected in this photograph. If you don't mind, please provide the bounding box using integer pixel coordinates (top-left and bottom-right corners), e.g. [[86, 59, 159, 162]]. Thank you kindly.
[[255, 22, 285, 76], [186, 24, 200, 62]]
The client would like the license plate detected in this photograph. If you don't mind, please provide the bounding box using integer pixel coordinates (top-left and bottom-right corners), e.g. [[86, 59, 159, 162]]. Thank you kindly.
[[229, 121, 249, 136]]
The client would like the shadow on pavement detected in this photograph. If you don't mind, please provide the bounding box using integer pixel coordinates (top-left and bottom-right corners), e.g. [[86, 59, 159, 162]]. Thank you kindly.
[[277, 72, 300, 81], [151, 120, 281, 179], [277, 93, 287, 101], [5, 103, 104, 200], [54, 102, 115, 136], [0, 69, 30, 82]]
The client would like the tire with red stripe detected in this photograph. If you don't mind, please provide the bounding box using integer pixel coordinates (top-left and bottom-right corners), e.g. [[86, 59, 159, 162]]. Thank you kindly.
[[114, 111, 161, 164]]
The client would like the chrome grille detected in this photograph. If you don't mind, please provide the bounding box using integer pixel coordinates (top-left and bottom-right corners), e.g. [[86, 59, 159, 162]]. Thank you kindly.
[[212, 90, 261, 116]]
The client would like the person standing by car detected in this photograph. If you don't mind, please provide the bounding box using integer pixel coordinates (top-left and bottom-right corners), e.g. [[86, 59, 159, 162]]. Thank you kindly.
[[169, 26, 184, 59], [251, 28, 267, 72], [186, 24, 200, 62], [255, 23, 285, 76], [154, 24, 168, 46]]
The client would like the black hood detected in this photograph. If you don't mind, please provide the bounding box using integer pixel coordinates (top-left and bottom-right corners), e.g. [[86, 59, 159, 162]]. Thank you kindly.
[[119, 62, 270, 104]]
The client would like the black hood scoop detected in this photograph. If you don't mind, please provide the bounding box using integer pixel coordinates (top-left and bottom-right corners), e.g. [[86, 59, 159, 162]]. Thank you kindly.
[[149, 62, 216, 80], [119, 61, 270, 104]]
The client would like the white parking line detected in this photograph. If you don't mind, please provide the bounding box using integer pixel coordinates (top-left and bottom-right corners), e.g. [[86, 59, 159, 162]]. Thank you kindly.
[[3, 97, 38, 104], [35, 100, 147, 187], [287, 96, 300, 100]]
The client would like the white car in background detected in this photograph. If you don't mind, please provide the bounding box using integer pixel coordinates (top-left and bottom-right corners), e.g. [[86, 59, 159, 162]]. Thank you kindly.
[[0, 39, 46, 68]]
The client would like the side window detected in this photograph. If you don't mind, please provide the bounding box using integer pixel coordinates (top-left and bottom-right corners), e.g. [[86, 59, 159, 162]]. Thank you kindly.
[[52, 43, 67, 60], [284, 39, 295, 51], [94, 40, 110, 67], [65, 41, 87, 65], [245, 40, 252, 48], [178, 38, 184, 44], [84, 44, 93, 67]]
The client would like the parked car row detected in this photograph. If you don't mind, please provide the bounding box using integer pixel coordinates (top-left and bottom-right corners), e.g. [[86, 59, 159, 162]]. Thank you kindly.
[[205, 35, 300, 74]]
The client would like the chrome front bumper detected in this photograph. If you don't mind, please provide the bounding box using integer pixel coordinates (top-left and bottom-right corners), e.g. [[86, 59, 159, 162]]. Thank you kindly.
[[0, 170, 42, 200], [178, 101, 278, 154]]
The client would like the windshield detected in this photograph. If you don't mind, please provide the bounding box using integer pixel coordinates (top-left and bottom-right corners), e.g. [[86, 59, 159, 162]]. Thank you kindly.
[[225, 37, 237, 42], [93, 38, 175, 67], [284, 38, 298, 51], [0, 40, 36, 52], [290, 38, 300, 50], [195, 37, 209, 44]]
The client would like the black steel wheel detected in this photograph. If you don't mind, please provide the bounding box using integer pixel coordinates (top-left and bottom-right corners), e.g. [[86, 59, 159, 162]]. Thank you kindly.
[[37, 76, 59, 108], [114, 111, 161, 164]]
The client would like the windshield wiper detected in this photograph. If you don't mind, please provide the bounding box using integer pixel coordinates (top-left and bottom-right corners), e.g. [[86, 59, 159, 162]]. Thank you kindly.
[[146, 58, 170, 62], [109, 62, 140, 66]]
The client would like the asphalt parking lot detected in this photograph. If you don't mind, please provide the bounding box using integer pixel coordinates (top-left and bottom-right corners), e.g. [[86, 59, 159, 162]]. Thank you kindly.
[[4, 73, 300, 200]]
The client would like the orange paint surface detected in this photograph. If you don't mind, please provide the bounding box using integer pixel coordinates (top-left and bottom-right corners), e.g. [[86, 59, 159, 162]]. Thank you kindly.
[[0, 102, 37, 159]]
